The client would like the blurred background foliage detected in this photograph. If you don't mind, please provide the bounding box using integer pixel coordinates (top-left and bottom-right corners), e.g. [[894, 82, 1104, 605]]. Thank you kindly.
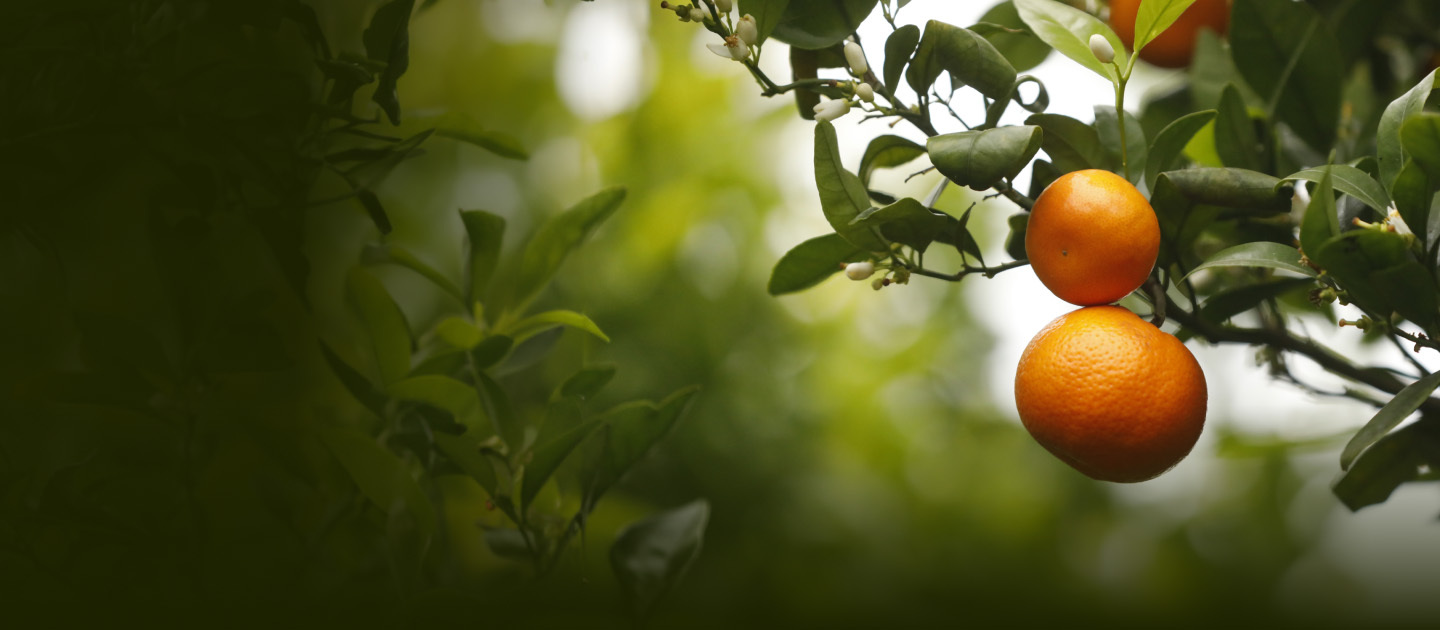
[[2, 0, 1439, 627]]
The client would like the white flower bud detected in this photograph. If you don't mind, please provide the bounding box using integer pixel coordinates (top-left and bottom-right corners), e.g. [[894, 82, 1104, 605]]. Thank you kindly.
[[736, 14, 758, 46], [812, 99, 851, 122], [691, 6, 711, 22], [846, 261, 876, 280], [715, 0, 733, 13], [1291, 182, 1311, 217], [1089, 34, 1115, 65], [855, 82, 874, 103], [843, 41, 868, 77]]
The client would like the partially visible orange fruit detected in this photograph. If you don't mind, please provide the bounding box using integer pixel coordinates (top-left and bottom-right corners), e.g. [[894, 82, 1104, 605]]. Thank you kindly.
[[1014, 305, 1207, 483], [1110, 0, 1230, 69]]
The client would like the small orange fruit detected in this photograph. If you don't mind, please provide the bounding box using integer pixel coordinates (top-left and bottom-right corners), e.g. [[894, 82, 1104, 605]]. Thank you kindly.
[[1025, 169, 1160, 306], [1109, 0, 1230, 69], [1014, 306, 1207, 483]]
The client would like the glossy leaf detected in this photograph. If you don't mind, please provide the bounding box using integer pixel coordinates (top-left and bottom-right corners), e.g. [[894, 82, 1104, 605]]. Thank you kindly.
[[1391, 160, 1434, 245], [851, 197, 957, 254], [1094, 105, 1146, 184], [1004, 213, 1029, 261], [859, 135, 925, 185], [1025, 113, 1101, 174], [505, 309, 610, 345], [427, 113, 528, 160], [513, 186, 626, 311], [1013, 0, 1124, 83], [1377, 70, 1436, 192], [1284, 166, 1392, 215], [388, 375, 486, 434], [973, 1, 1051, 73], [1132, 0, 1197, 53], [815, 121, 887, 250], [1298, 167, 1338, 259], [434, 432, 499, 496], [318, 425, 436, 537], [907, 20, 1017, 101], [927, 125, 1042, 191], [460, 210, 506, 303], [769, 0, 878, 50], [319, 342, 388, 417], [345, 267, 412, 385], [363, 243, 465, 305], [584, 387, 701, 512], [1214, 83, 1265, 172], [738, 0, 791, 45], [1159, 168, 1293, 213], [1343, 373, 1440, 470], [1199, 278, 1314, 324], [768, 233, 867, 296], [1333, 420, 1440, 512], [611, 500, 711, 619], [1400, 113, 1440, 182], [362, 0, 416, 124], [1228, 0, 1342, 152], [520, 418, 605, 514], [356, 189, 392, 235], [1181, 242, 1317, 282], [882, 24, 920, 93], [1146, 109, 1215, 191]]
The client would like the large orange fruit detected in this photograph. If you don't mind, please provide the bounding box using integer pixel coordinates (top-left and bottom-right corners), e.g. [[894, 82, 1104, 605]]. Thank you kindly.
[[1025, 169, 1159, 306], [1109, 0, 1230, 69], [1014, 306, 1207, 483]]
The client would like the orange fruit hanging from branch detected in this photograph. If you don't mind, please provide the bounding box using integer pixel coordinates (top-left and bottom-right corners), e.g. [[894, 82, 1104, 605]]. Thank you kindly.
[[1025, 169, 1160, 306]]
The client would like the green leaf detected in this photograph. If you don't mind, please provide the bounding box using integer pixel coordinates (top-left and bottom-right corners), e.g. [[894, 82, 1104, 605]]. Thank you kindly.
[[851, 197, 959, 254], [1311, 230, 1425, 324], [1228, 0, 1342, 152], [1343, 369, 1440, 470], [906, 20, 1018, 101], [973, 2, 1051, 73], [1392, 160, 1435, 245], [1132, 0, 1197, 54], [504, 309, 610, 345], [1214, 83, 1266, 172], [1333, 420, 1440, 512], [1025, 113, 1101, 174], [318, 425, 436, 538], [388, 375, 486, 434], [1377, 70, 1436, 192], [435, 317, 482, 350], [1158, 168, 1293, 212], [356, 189, 392, 235], [1284, 166, 1392, 216], [520, 418, 605, 514], [882, 24, 920, 93], [470, 334, 513, 371], [434, 432, 499, 496], [738, 0, 791, 45], [560, 364, 618, 401], [584, 387, 701, 512], [859, 135, 925, 185], [1013, 0, 1125, 83], [770, 0, 878, 50], [1400, 112, 1440, 183], [362, 244, 465, 306], [768, 233, 867, 296], [512, 187, 626, 312], [483, 529, 532, 560], [926, 125, 1042, 191], [1004, 213, 1029, 261], [1199, 278, 1315, 324], [1299, 166, 1338, 259], [320, 341, 388, 417], [460, 210, 506, 304], [345, 267, 412, 385], [611, 500, 711, 619], [814, 121, 887, 250], [477, 372, 525, 452], [1094, 105, 1147, 184], [1181, 242, 1317, 282], [1146, 109, 1215, 191], [427, 113, 528, 160], [362, 0, 416, 125]]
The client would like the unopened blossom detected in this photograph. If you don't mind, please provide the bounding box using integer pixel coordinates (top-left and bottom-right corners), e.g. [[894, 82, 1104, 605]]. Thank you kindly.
[[736, 14, 758, 46], [843, 41, 868, 76], [1089, 34, 1115, 64], [845, 261, 875, 280], [715, 0, 733, 13], [813, 99, 851, 122], [855, 82, 874, 103]]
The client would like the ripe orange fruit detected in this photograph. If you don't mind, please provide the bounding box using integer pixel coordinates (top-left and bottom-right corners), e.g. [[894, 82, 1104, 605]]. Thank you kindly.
[[1025, 169, 1159, 306], [1014, 306, 1207, 483], [1109, 0, 1230, 69]]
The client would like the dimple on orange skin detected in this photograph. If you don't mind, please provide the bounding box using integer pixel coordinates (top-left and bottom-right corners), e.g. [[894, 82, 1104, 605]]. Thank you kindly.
[[1014, 306, 1207, 483], [1025, 169, 1160, 306]]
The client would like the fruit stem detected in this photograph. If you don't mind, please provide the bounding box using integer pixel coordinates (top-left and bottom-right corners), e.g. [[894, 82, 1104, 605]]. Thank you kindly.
[[1114, 67, 1130, 182]]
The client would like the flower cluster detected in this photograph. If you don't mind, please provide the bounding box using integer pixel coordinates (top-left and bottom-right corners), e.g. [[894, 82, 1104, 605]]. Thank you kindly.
[[660, 2, 758, 62]]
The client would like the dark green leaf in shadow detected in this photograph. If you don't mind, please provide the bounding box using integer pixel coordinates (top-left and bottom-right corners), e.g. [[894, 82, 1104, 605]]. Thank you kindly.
[[1299, 166, 1338, 258], [471, 334, 513, 371], [927, 125, 1042, 191], [906, 20, 1017, 101], [482, 528, 532, 561], [584, 387, 701, 512], [1214, 83, 1266, 172], [513, 187, 626, 312], [1377, 70, 1436, 192], [1025, 113, 1100, 174], [434, 432, 499, 497], [560, 364, 618, 401], [851, 197, 958, 253], [520, 418, 605, 514], [1342, 374, 1440, 470], [859, 135, 925, 185], [318, 425, 436, 537], [1400, 112, 1440, 183], [460, 210, 506, 305], [363, 0, 417, 124], [497, 327, 561, 376], [1181, 242, 1317, 282], [1333, 419, 1440, 511], [815, 121, 887, 250], [611, 499, 711, 620], [1160, 168, 1293, 213], [356, 189, 392, 235], [770, 0, 877, 50], [973, 1, 1051, 73], [1094, 105, 1147, 184], [1228, 0, 1341, 152], [320, 341, 388, 417], [1391, 160, 1434, 246], [1146, 109, 1215, 191], [1199, 278, 1314, 324], [883, 24, 920, 92], [388, 375, 486, 435], [768, 233, 867, 295], [363, 243, 465, 306], [345, 267, 412, 385], [1004, 213, 1028, 261], [477, 372, 524, 453]]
